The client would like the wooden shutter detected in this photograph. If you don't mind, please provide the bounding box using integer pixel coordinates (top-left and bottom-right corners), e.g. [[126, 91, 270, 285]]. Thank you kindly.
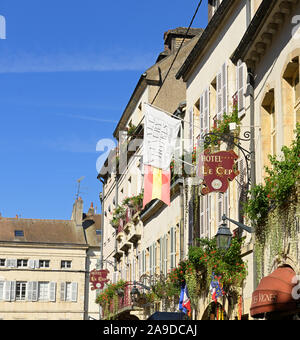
[[0, 281, 4, 301], [60, 282, 66, 301], [200, 197, 205, 239], [4, 281, 11, 301], [31, 282, 38, 302], [28, 260, 35, 269], [10, 281, 16, 302], [204, 88, 210, 136], [26, 281, 33, 301], [49, 282, 56, 302], [218, 193, 223, 225], [71, 282, 78, 302], [205, 195, 211, 238], [189, 107, 194, 152], [159, 238, 163, 275], [200, 94, 204, 138], [217, 70, 223, 122], [237, 60, 244, 114], [222, 63, 228, 117]]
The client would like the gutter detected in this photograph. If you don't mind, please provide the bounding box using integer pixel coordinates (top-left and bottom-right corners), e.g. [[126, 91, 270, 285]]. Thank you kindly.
[[231, 0, 278, 65]]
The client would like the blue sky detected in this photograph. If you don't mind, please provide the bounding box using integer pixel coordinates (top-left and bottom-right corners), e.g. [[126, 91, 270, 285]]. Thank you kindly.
[[0, 0, 208, 220]]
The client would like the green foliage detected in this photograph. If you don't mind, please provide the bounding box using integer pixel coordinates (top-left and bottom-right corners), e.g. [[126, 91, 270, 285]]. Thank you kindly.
[[205, 108, 241, 149], [96, 280, 127, 306], [188, 237, 247, 290], [244, 124, 300, 236]]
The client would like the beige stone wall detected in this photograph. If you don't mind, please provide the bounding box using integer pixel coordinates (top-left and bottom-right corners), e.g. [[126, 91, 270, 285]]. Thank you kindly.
[[0, 244, 89, 320]]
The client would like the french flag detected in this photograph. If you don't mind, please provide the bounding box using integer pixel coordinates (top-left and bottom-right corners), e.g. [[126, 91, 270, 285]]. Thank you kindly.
[[179, 284, 192, 317]]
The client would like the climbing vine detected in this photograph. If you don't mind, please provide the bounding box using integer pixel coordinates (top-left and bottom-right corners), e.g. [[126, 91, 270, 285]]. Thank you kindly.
[[244, 124, 300, 282]]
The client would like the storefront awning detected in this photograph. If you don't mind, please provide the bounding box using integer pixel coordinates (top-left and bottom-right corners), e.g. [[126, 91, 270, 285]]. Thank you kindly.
[[251, 266, 298, 318]]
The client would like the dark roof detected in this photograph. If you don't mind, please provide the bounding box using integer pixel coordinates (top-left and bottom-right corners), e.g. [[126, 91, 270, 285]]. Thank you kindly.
[[0, 217, 87, 246], [176, 0, 235, 80], [164, 27, 204, 41], [231, 0, 278, 65]]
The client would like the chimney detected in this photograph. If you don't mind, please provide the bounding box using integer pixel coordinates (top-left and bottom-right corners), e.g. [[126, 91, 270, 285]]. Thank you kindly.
[[156, 27, 203, 63], [88, 202, 95, 216], [71, 197, 84, 227]]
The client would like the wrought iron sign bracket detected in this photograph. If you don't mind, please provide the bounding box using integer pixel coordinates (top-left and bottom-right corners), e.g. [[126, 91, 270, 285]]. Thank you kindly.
[[202, 131, 253, 192]]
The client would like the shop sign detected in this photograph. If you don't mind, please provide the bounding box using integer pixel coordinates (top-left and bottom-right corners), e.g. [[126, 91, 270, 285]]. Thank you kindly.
[[199, 150, 239, 195], [90, 269, 109, 290]]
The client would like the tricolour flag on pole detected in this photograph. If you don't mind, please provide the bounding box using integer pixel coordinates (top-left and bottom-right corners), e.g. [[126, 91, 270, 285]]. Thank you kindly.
[[179, 284, 192, 317], [143, 165, 171, 208]]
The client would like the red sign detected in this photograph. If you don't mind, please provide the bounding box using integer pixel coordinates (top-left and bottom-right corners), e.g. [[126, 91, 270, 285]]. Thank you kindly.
[[198, 150, 239, 195], [90, 269, 109, 290]]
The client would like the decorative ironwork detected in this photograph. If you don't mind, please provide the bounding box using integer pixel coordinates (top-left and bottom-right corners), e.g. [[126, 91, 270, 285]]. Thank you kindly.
[[202, 130, 253, 192]]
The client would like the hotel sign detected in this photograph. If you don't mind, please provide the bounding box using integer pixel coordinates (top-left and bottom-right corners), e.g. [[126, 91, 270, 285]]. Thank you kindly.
[[199, 150, 239, 195], [90, 269, 109, 290]]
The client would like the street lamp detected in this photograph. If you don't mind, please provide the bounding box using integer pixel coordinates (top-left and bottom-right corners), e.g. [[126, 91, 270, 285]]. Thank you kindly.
[[130, 281, 151, 304], [216, 216, 233, 251], [216, 215, 253, 250]]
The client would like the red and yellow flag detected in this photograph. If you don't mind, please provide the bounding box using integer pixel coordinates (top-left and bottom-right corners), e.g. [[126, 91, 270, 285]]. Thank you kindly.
[[143, 165, 171, 208]]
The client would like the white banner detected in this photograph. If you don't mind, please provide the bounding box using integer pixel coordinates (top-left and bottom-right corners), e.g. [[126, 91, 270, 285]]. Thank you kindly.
[[143, 103, 181, 170]]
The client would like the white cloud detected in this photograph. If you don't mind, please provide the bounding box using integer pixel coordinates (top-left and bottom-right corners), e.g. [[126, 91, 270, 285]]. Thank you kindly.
[[0, 49, 156, 73]]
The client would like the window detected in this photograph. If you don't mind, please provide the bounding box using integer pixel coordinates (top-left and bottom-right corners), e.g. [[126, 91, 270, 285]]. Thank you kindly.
[[0, 259, 5, 267], [38, 282, 49, 301], [61, 261, 72, 269], [16, 282, 26, 301], [39, 260, 50, 268], [17, 259, 28, 268], [96, 230, 101, 236], [60, 282, 77, 302], [14, 230, 24, 237]]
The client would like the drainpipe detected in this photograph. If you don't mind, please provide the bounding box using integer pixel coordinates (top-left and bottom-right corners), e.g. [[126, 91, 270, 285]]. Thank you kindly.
[[99, 178, 105, 270]]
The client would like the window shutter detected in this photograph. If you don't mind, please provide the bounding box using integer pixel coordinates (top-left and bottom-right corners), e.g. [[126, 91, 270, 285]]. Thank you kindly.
[[4, 281, 11, 301], [222, 62, 228, 117], [218, 193, 223, 225], [28, 260, 35, 269], [216, 70, 223, 122], [237, 60, 244, 114], [71, 282, 78, 302], [200, 94, 204, 138], [189, 107, 194, 152], [60, 282, 66, 301], [206, 195, 211, 238], [204, 88, 210, 136], [27, 281, 33, 301], [35, 260, 40, 269], [10, 281, 16, 302], [159, 238, 163, 275], [31, 282, 38, 302], [0, 281, 4, 301], [200, 197, 205, 239], [49, 282, 56, 302]]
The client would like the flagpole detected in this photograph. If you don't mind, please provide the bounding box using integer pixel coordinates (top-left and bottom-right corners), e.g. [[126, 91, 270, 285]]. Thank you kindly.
[[144, 102, 202, 129]]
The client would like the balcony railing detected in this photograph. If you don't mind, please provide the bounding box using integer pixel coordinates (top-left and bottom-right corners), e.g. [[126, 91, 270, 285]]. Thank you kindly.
[[102, 282, 133, 319]]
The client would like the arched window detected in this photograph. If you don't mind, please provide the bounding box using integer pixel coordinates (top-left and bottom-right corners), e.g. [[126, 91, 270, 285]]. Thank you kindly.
[[261, 89, 276, 173], [282, 56, 300, 146]]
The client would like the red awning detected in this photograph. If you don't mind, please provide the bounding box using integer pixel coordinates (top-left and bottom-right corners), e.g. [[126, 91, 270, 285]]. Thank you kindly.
[[250, 266, 298, 318]]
